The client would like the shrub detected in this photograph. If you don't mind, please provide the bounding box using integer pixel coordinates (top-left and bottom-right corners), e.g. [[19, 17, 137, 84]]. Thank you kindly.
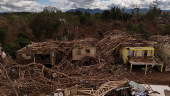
[[79, 14, 87, 24], [0, 28, 6, 44], [157, 25, 165, 35], [63, 27, 68, 36], [126, 22, 133, 31], [97, 30, 104, 38], [15, 37, 30, 48], [165, 25, 170, 35], [4, 42, 20, 59], [4, 34, 30, 59], [17, 32, 30, 40]]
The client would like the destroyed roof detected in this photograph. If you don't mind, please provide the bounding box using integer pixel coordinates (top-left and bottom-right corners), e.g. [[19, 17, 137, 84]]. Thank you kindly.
[[17, 38, 98, 52], [100, 30, 149, 47], [149, 35, 170, 44], [104, 30, 126, 36], [121, 38, 149, 47]]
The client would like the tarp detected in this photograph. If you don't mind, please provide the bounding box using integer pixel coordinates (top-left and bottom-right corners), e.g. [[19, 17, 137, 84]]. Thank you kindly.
[[129, 81, 146, 92]]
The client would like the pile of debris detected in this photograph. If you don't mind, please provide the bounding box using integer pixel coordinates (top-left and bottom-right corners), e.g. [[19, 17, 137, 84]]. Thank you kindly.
[[149, 35, 170, 43], [0, 62, 129, 96], [149, 35, 170, 72], [0, 30, 163, 95]]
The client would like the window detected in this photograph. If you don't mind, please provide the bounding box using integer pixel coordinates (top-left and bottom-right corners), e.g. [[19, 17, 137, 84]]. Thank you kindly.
[[86, 49, 90, 53], [135, 50, 137, 58], [128, 50, 131, 56], [131, 50, 134, 57]]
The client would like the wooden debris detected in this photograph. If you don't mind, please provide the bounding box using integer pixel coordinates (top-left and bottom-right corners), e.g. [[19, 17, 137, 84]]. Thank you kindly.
[[78, 80, 128, 96], [97, 62, 107, 70], [0, 30, 156, 95]]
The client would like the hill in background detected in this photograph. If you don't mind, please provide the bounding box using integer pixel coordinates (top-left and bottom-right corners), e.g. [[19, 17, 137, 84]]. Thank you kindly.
[[67, 8, 170, 14]]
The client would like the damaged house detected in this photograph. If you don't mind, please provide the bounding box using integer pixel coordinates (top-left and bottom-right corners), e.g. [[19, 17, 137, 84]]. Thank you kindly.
[[150, 35, 170, 71], [16, 38, 97, 65], [119, 38, 163, 72], [16, 42, 57, 65], [72, 39, 96, 65]]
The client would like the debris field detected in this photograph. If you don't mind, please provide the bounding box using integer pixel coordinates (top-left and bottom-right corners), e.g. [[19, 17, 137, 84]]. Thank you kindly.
[[0, 30, 170, 96]]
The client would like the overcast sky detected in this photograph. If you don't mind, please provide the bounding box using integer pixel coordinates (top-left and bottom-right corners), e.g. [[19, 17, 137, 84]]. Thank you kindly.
[[0, 0, 170, 12]]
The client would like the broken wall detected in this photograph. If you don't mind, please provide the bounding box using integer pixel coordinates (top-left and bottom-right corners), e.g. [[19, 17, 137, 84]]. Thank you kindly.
[[119, 47, 128, 64], [72, 47, 96, 60], [156, 44, 170, 66], [110, 34, 122, 40], [16, 49, 56, 65]]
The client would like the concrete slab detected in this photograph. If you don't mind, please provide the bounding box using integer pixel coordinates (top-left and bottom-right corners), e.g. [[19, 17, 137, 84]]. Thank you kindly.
[[141, 84, 170, 96]]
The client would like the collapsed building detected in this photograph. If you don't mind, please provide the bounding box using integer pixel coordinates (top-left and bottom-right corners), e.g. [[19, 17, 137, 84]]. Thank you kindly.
[[72, 40, 96, 65], [119, 38, 163, 72], [16, 38, 97, 66], [1, 30, 168, 96], [149, 35, 170, 71]]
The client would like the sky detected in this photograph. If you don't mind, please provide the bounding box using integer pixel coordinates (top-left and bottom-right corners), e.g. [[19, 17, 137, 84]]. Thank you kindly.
[[0, 0, 170, 12]]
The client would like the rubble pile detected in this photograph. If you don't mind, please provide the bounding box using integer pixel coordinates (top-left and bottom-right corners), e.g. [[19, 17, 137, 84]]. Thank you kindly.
[[0, 30, 155, 95], [149, 35, 170, 43], [0, 63, 72, 95], [0, 62, 130, 96]]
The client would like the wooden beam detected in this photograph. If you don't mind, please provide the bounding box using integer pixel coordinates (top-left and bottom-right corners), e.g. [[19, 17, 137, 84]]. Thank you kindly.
[[97, 62, 107, 70]]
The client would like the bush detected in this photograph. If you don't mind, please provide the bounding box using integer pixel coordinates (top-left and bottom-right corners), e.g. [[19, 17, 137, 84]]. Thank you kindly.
[[126, 22, 133, 31], [63, 27, 68, 36], [156, 25, 165, 35], [95, 13, 101, 19], [97, 30, 104, 38], [17, 32, 30, 40], [0, 28, 6, 44], [4, 42, 20, 59], [29, 12, 61, 39], [79, 14, 87, 24], [133, 25, 140, 34], [101, 10, 111, 21], [138, 22, 145, 34], [142, 33, 150, 40], [165, 25, 170, 35], [15, 37, 30, 48], [4, 33, 30, 59], [114, 21, 121, 26]]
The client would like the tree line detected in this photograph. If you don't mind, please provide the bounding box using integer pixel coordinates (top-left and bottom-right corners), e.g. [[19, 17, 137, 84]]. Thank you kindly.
[[0, 6, 170, 59]]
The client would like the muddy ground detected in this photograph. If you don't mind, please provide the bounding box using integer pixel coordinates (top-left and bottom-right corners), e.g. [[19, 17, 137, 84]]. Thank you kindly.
[[116, 64, 170, 86]]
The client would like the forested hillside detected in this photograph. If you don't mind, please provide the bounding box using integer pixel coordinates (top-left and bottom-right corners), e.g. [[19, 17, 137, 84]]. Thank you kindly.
[[1, 6, 170, 58]]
